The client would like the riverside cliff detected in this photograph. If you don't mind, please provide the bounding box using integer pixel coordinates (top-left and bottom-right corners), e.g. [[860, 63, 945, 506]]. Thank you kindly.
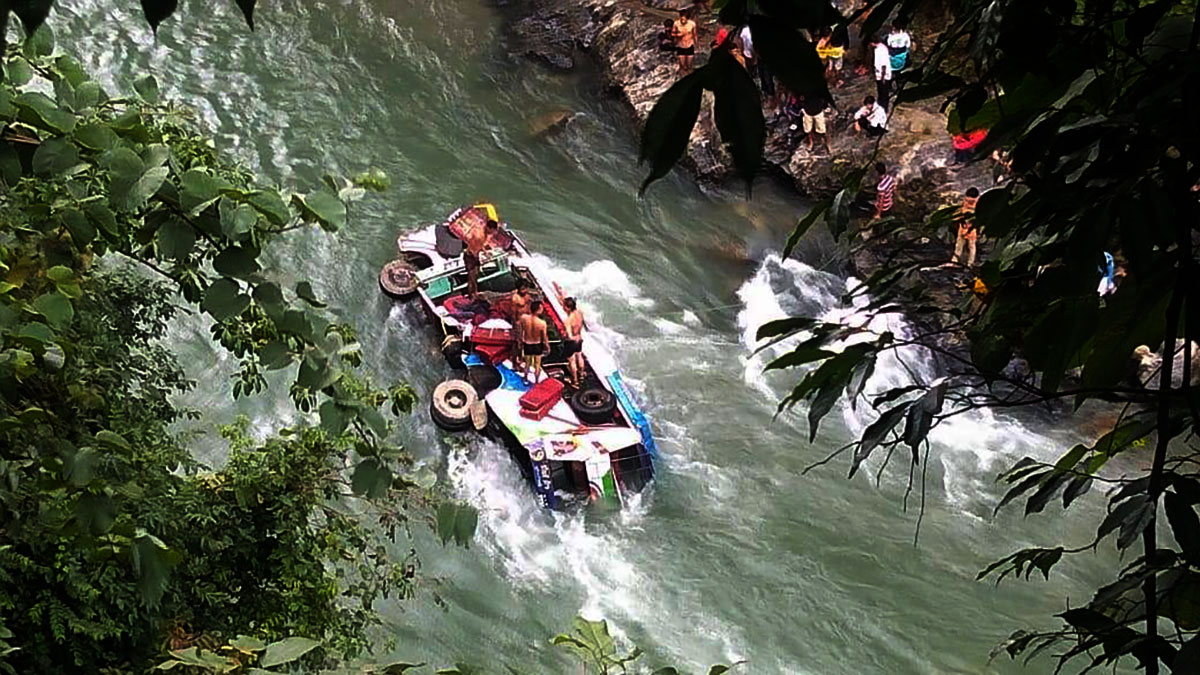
[[506, 0, 1004, 357]]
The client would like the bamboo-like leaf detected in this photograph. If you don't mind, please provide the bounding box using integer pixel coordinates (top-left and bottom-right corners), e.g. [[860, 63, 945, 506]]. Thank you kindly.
[[638, 71, 706, 195]]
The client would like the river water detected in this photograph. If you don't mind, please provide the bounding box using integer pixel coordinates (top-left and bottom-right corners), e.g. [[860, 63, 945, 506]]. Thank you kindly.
[[54, 0, 1121, 672]]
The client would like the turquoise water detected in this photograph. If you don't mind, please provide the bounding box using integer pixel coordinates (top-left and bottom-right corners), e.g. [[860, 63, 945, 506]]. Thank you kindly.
[[51, 0, 1121, 672]]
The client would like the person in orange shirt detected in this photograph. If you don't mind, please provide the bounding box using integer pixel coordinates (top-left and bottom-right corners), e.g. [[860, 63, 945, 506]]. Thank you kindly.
[[953, 187, 980, 267]]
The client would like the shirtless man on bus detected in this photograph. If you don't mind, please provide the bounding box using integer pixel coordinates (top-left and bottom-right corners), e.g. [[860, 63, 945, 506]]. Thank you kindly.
[[518, 301, 550, 383], [510, 281, 531, 324], [563, 297, 585, 387], [462, 219, 498, 298]]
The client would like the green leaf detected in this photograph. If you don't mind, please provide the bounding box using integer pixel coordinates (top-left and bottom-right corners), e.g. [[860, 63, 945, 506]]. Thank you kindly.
[[86, 203, 119, 240], [95, 429, 132, 452], [14, 321, 54, 346], [76, 492, 116, 535], [31, 137, 78, 176], [638, 70, 705, 195], [251, 281, 285, 319], [229, 636, 267, 653], [31, 292, 73, 328], [212, 246, 261, 278], [259, 637, 321, 668], [233, 0, 257, 29], [132, 530, 173, 608], [15, 91, 76, 134], [849, 403, 911, 478], [156, 219, 195, 261], [133, 73, 161, 101], [61, 208, 96, 248], [1062, 475, 1093, 509], [377, 663, 426, 674], [66, 447, 99, 487], [74, 123, 118, 151], [709, 666, 732, 675], [318, 399, 349, 435], [115, 166, 170, 211], [707, 50, 764, 193], [258, 341, 292, 370], [246, 190, 290, 225], [291, 191, 347, 232], [747, 17, 829, 101], [219, 198, 257, 239], [1166, 490, 1200, 566], [181, 169, 232, 214], [5, 58, 33, 87], [0, 144, 22, 186], [295, 281, 327, 308], [73, 81, 104, 110], [22, 22, 53, 57], [782, 199, 830, 259], [201, 279, 250, 321], [350, 457, 392, 499]]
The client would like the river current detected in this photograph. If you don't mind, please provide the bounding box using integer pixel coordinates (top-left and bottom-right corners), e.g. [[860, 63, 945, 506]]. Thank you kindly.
[[53, 0, 1120, 672]]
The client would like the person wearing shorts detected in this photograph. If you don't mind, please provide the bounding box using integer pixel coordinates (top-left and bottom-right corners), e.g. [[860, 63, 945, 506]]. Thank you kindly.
[[563, 297, 585, 387], [801, 93, 831, 154], [518, 300, 550, 383], [672, 8, 697, 73]]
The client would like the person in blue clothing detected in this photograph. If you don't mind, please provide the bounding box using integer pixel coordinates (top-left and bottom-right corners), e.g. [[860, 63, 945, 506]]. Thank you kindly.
[[885, 20, 913, 73]]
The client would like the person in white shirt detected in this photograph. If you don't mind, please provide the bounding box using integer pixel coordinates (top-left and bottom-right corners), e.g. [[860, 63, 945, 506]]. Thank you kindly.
[[854, 95, 887, 137], [739, 25, 754, 60], [885, 21, 913, 72], [871, 35, 892, 110], [738, 25, 777, 112]]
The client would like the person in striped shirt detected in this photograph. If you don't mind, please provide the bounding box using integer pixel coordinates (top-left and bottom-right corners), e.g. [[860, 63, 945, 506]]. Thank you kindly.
[[874, 163, 896, 219]]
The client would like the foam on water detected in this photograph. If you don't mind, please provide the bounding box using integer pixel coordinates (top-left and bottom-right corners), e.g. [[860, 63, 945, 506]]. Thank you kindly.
[[736, 254, 1060, 512], [439, 256, 748, 667]]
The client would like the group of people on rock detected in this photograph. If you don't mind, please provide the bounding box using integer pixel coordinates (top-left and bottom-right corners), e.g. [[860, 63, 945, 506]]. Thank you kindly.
[[656, 8, 987, 271], [659, 7, 915, 155]]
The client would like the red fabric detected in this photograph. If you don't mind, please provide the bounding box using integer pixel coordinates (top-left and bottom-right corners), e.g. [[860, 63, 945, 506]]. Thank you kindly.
[[474, 343, 511, 365], [520, 378, 564, 411], [714, 27, 730, 45], [952, 128, 988, 150]]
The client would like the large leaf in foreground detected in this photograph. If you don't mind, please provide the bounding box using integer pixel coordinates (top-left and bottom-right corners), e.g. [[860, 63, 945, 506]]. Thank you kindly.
[[638, 70, 705, 195], [708, 49, 765, 194]]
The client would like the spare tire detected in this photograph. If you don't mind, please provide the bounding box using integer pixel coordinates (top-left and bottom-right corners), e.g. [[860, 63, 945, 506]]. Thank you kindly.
[[380, 259, 419, 299], [430, 379, 478, 431], [570, 386, 617, 426]]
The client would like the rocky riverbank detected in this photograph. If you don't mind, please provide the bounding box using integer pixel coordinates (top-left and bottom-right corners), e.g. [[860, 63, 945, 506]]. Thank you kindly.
[[504, 0, 1000, 358]]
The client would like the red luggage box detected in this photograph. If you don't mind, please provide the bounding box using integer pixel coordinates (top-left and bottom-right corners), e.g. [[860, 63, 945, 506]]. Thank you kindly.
[[520, 378, 564, 412], [471, 326, 513, 347]]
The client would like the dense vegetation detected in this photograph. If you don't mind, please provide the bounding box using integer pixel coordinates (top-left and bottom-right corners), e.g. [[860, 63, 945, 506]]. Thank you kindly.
[[641, 0, 1200, 672], [0, 12, 467, 673]]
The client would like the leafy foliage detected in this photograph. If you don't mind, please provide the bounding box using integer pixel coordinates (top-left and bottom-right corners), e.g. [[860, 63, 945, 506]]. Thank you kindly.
[[0, 36, 474, 673], [736, 0, 1200, 672]]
